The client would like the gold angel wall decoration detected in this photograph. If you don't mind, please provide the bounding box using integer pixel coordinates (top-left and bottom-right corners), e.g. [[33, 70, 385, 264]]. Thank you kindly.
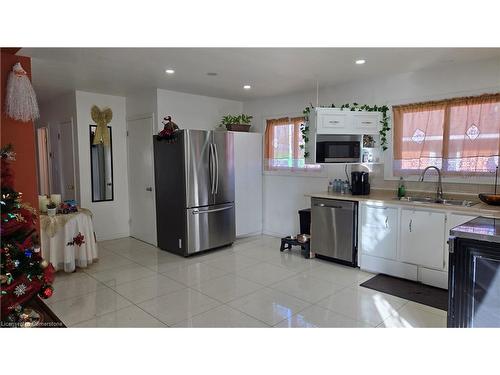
[[91, 105, 113, 145]]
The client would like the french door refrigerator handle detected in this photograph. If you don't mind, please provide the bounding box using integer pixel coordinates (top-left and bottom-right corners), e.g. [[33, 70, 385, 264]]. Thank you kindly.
[[214, 142, 219, 194], [192, 205, 233, 214], [209, 143, 215, 195]]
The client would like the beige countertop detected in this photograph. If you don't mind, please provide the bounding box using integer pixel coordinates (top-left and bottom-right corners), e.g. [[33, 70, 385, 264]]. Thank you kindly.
[[306, 189, 500, 219]]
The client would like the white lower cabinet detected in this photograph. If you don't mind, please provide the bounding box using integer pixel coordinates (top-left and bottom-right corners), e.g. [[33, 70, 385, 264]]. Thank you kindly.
[[359, 202, 477, 290], [399, 209, 446, 270], [360, 204, 398, 260]]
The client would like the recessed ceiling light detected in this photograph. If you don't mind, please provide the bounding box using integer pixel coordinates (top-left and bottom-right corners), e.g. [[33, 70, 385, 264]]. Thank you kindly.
[[243, 85, 251, 90], [165, 69, 175, 74], [355, 59, 366, 65]]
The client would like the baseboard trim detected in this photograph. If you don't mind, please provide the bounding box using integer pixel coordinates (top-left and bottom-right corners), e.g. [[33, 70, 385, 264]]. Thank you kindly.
[[96, 232, 131, 242], [262, 230, 286, 238]]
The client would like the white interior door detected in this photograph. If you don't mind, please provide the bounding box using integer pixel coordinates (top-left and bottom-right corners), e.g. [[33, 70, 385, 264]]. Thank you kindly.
[[58, 120, 77, 201], [127, 115, 157, 245]]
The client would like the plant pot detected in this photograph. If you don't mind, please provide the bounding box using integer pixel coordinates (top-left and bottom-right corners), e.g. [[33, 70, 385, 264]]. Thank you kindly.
[[225, 124, 251, 132], [47, 208, 57, 217]]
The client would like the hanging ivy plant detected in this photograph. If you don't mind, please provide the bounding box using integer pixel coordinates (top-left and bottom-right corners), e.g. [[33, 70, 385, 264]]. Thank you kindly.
[[300, 103, 391, 158]]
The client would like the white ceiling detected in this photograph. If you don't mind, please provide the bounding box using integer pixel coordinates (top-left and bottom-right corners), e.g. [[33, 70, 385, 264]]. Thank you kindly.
[[20, 48, 500, 104]]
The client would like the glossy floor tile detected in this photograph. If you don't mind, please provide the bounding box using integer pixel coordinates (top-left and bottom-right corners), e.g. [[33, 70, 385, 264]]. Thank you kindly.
[[377, 302, 447, 328], [48, 287, 133, 326], [137, 288, 221, 326], [90, 264, 157, 287], [275, 305, 373, 328], [317, 286, 408, 327], [235, 262, 298, 286], [49, 235, 447, 327], [74, 305, 166, 328], [192, 274, 263, 303], [229, 287, 311, 325], [270, 273, 346, 303], [111, 274, 185, 304], [174, 305, 269, 327], [158, 261, 229, 287]]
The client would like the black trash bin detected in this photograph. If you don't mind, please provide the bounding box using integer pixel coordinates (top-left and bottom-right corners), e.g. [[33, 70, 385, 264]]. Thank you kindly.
[[298, 208, 311, 235]]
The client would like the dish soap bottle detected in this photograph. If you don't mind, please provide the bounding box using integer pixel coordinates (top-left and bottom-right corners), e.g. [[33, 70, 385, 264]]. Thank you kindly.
[[397, 177, 406, 198]]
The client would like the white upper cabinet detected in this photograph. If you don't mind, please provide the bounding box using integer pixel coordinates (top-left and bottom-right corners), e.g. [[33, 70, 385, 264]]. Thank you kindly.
[[312, 108, 381, 135], [317, 111, 350, 134], [360, 203, 398, 260], [352, 112, 380, 134], [399, 208, 446, 270]]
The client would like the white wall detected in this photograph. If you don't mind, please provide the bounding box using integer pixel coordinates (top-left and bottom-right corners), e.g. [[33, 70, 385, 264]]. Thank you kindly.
[[75, 91, 130, 240], [243, 57, 500, 237], [156, 88, 243, 132]]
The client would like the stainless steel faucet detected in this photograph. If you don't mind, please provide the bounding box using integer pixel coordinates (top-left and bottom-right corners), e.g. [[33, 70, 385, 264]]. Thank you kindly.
[[419, 166, 444, 201]]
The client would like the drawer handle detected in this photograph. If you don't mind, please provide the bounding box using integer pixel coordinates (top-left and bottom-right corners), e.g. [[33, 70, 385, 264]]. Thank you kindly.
[[329, 120, 340, 124], [385, 217, 388, 228], [409, 219, 412, 232], [361, 121, 372, 124]]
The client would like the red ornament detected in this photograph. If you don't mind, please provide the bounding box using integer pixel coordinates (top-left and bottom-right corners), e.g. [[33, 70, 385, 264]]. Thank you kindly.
[[43, 263, 55, 284], [39, 285, 54, 299]]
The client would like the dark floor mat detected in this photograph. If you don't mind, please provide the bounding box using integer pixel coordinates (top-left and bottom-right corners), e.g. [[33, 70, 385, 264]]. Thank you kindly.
[[360, 274, 448, 311]]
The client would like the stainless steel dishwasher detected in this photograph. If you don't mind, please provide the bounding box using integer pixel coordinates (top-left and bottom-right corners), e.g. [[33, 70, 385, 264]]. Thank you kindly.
[[310, 197, 358, 267]]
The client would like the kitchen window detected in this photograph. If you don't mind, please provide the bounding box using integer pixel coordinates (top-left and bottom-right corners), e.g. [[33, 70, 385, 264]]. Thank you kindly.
[[264, 116, 320, 171], [393, 93, 500, 176]]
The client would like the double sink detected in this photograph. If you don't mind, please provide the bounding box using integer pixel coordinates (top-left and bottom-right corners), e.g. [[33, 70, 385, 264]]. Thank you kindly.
[[395, 196, 478, 207]]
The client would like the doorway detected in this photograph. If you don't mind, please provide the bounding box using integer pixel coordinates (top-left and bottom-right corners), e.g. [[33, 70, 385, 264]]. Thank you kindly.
[[127, 114, 157, 246]]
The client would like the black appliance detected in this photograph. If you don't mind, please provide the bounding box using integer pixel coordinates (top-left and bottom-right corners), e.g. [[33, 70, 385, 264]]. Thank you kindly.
[[298, 208, 311, 235], [316, 135, 360, 163], [448, 217, 500, 327], [351, 171, 370, 195]]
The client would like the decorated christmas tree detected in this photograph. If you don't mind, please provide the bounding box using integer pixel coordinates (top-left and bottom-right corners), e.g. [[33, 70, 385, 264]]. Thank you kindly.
[[1, 144, 55, 321]]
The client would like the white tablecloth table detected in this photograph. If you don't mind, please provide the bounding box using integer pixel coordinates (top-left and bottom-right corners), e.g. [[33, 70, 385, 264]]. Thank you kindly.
[[40, 208, 98, 272]]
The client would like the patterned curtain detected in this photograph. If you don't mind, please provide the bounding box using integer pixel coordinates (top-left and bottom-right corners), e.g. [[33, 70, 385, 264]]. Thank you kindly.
[[393, 93, 500, 176]]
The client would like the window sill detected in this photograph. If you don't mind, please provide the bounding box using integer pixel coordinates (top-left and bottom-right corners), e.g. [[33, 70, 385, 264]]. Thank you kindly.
[[263, 169, 328, 178]]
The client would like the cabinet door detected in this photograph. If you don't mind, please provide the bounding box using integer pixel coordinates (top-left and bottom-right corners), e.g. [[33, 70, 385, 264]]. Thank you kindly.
[[360, 204, 398, 260], [317, 113, 350, 134], [352, 113, 380, 135], [400, 209, 446, 269]]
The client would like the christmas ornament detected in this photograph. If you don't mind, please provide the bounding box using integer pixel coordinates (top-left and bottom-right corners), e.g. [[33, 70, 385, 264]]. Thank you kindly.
[[14, 283, 27, 297], [40, 259, 49, 269], [39, 285, 54, 299], [0, 274, 7, 284], [91, 105, 112, 146], [4, 62, 40, 122]]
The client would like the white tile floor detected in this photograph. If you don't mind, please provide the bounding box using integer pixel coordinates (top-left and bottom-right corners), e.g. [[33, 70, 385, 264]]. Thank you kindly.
[[47, 235, 447, 328]]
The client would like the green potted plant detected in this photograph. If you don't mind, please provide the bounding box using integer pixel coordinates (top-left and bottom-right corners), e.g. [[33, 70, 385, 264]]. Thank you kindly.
[[220, 114, 253, 132], [46, 201, 57, 217]]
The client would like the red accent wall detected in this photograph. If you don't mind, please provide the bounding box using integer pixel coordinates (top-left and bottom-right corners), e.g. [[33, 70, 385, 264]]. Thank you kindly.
[[1, 53, 40, 231]]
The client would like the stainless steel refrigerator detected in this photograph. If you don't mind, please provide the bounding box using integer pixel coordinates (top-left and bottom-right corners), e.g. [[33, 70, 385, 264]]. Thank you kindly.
[[153, 129, 235, 256]]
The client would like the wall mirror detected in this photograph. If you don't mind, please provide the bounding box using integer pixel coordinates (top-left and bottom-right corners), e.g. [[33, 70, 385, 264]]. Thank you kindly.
[[90, 125, 114, 201]]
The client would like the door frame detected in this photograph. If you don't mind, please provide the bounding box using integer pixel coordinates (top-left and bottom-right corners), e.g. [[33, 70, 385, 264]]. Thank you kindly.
[[126, 112, 157, 243]]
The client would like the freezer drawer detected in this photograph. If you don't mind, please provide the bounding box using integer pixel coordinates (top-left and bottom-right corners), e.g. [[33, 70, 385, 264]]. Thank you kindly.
[[311, 198, 357, 266], [186, 203, 235, 255]]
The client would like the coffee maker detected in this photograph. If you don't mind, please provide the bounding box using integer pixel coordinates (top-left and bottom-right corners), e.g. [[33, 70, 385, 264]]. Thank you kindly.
[[351, 171, 370, 195]]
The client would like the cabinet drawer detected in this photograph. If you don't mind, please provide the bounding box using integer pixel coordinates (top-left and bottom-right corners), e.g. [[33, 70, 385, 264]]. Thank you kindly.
[[352, 113, 380, 134], [318, 113, 349, 133]]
